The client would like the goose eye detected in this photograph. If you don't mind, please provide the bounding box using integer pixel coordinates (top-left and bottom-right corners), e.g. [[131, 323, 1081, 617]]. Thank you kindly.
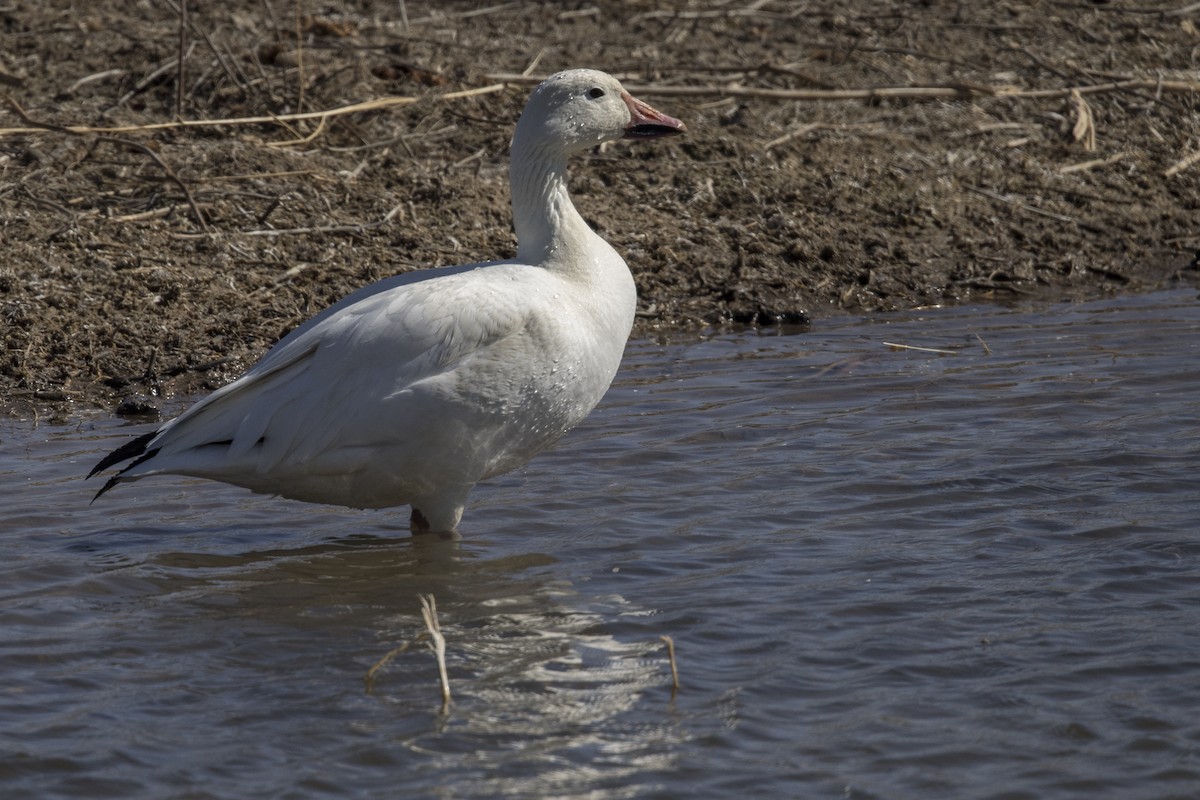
[[586, 87, 605, 99]]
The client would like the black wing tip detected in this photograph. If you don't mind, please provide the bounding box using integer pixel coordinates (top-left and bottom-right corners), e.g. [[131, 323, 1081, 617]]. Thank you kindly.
[[86, 461, 114, 480], [88, 430, 160, 480], [88, 446, 161, 502], [90, 474, 124, 504], [88, 430, 163, 503]]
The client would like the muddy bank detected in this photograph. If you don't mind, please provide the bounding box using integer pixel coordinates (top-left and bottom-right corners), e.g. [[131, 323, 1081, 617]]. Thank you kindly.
[[1, 1, 1198, 415]]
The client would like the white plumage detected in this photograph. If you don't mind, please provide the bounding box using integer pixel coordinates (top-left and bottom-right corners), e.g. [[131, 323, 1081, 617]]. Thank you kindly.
[[90, 69, 684, 532]]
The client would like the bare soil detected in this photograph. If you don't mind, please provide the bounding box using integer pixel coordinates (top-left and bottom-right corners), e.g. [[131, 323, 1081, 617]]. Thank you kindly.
[[2, 1, 1198, 417]]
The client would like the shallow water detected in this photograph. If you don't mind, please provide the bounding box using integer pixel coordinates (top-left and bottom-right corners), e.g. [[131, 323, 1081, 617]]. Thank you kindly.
[[2, 288, 1199, 799]]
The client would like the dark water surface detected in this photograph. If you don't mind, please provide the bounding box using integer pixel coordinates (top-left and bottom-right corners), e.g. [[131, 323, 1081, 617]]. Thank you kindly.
[[2, 289, 1198, 799]]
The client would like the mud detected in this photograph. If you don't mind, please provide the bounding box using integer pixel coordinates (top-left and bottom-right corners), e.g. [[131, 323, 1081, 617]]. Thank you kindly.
[[1, 1, 1198, 415]]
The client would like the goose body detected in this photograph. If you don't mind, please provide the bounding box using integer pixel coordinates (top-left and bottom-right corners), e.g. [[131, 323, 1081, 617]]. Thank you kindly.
[[89, 69, 684, 532]]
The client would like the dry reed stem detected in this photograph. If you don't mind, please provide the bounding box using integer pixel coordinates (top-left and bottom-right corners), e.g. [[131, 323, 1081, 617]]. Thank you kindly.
[[483, 73, 1200, 102], [4, 75, 1198, 142], [265, 114, 328, 148], [1069, 90, 1097, 151], [0, 84, 507, 138]]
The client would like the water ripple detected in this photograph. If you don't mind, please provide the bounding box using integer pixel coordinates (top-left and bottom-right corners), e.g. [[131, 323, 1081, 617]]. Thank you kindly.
[[1, 289, 1199, 797]]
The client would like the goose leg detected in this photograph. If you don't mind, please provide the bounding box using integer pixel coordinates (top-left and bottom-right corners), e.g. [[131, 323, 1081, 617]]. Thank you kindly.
[[410, 508, 432, 534]]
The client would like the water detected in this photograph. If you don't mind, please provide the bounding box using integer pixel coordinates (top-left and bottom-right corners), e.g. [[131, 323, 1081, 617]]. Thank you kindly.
[[2, 289, 1199, 799]]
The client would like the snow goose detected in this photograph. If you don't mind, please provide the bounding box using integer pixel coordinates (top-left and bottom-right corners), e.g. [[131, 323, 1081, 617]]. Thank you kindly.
[[89, 69, 685, 533]]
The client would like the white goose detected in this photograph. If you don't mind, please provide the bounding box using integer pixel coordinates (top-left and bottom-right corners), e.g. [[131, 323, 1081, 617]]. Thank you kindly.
[[89, 69, 684, 533]]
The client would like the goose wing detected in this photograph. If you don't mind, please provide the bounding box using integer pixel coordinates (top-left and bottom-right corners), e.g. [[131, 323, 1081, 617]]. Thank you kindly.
[[94, 262, 533, 486]]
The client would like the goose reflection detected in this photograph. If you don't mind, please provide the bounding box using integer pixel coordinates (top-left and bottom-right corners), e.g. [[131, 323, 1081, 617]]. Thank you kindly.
[[107, 531, 684, 796]]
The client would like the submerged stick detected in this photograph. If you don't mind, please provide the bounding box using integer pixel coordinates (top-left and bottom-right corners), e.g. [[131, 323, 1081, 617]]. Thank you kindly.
[[659, 635, 681, 693], [420, 593, 451, 712], [364, 637, 422, 694], [363, 593, 450, 709]]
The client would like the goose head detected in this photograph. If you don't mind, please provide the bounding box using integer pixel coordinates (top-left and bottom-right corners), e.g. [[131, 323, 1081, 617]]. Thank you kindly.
[[512, 69, 685, 156]]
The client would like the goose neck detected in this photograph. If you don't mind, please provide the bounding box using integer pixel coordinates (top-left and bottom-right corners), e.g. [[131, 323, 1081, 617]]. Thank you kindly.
[[509, 140, 593, 266]]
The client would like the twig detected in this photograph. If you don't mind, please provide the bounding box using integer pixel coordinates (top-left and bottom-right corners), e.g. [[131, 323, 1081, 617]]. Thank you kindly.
[[802, 42, 977, 71], [883, 341, 958, 355], [294, 0, 305, 113], [765, 121, 882, 150], [1165, 148, 1200, 178], [18, 185, 75, 217], [961, 122, 1029, 137], [106, 55, 184, 113], [420, 594, 451, 712], [6, 76, 1199, 141], [3, 96, 74, 133], [630, 6, 793, 22], [1059, 151, 1132, 174], [98, 136, 208, 230], [521, 48, 546, 78], [1165, 2, 1200, 17], [558, 6, 599, 21], [265, 114, 327, 148], [112, 204, 192, 222], [185, 7, 242, 91], [175, 0, 187, 118], [963, 184, 1104, 233], [1000, 78, 1200, 99], [660, 635, 681, 694], [68, 69, 127, 93], [190, 168, 324, 182], [454, 2, 522, 20], [975, 333, 992, 355], [451, 147, 486, 169], [362, 593, 450, 708], [764, 122, 824, 151], [228, 199, 404, 237], [0, 84, 507, 138], [247, 260, 319, 295]]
